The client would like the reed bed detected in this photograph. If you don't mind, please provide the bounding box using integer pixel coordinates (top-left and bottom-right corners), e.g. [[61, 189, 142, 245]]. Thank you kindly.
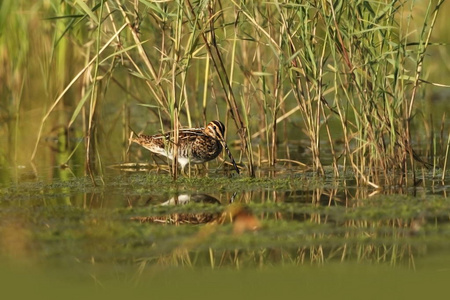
[[1, 0, 449, 185]]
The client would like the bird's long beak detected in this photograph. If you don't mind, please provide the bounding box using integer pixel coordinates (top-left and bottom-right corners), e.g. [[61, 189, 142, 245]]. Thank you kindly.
[[222, 141, 240, 174]]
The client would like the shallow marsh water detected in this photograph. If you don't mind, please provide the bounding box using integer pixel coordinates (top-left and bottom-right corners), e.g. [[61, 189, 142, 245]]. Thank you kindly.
[[2, 160, 450, 297]]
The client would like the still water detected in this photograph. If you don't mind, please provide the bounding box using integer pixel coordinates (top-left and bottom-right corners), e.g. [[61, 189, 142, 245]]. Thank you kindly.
[[1, 139, 450, 297]]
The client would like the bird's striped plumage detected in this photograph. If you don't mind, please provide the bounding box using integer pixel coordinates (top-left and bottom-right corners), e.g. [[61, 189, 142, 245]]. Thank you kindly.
[[132, 120, 239, 174]]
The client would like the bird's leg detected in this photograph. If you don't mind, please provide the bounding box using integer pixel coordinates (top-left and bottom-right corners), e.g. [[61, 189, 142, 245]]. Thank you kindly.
[[180, 163, 191, 177], [180, 165, 187, 177]]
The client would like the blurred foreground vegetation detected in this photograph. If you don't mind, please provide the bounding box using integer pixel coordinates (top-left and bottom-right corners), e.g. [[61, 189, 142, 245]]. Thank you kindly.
[[1, 0, 450, 184]]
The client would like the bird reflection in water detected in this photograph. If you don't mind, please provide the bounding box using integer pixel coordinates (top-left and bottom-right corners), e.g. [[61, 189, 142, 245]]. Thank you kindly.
[[132, 193, 260, 234]]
